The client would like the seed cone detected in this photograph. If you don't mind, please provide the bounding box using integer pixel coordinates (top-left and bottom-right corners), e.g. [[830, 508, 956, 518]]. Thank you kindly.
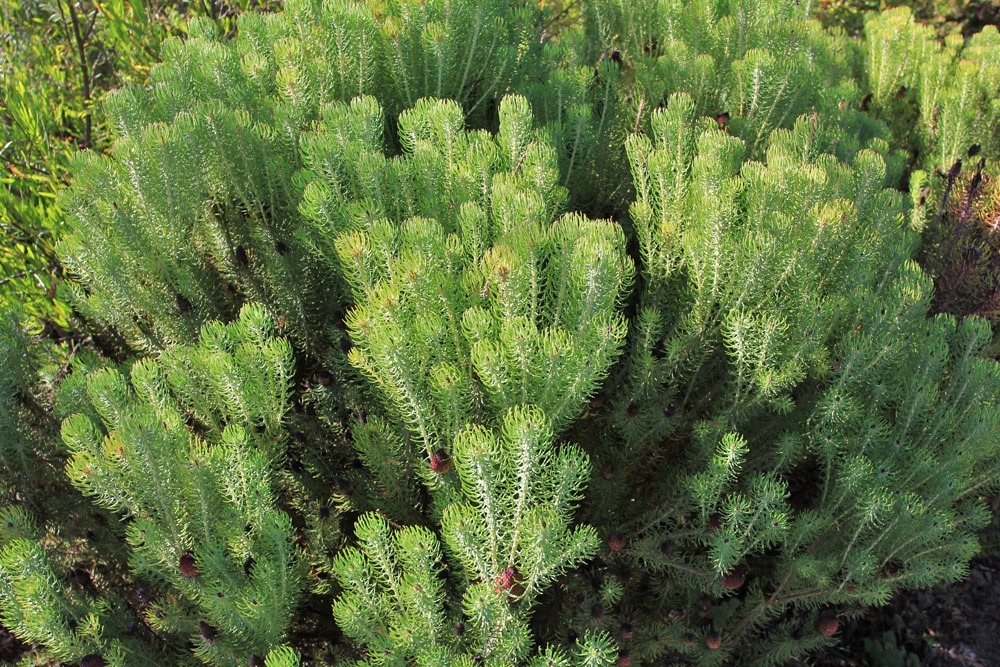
[[722, 566, 746, 590], [179, 550, 199, 577], [493, 566, 525, 599], [430, 449, 452, 474], [818, 616, 840, 637]]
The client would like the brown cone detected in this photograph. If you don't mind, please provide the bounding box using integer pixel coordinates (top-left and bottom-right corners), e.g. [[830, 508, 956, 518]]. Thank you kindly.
[[818, 616, 840, 637], [493, 566, 525, 599], [722, 566, 746, 590], [179, 550, 199, 577], [430, 449, 452, 474]]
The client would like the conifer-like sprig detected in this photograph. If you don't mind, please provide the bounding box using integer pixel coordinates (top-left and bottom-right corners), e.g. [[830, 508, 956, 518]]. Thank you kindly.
[[865, 9, 1000, 170], [442, 406, 597, 596], [61, 305, 305, 664], [5, 1, 1000, 664], [333, 407, 606, 665], [57, 0, 548, 357], [0, 532, 167, 667]]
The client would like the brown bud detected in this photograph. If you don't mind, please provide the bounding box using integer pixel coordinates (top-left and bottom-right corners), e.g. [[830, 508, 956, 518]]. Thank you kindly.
[[493, 566, 525, 599], [722, 566, 746, 590], [430, 449, 452, 474], [969, 169, 983, 195], [602, 463, 617, 480], [682, 632, 697, 648], [818, 616, 840, 637], [620, 622, 635, 640], [80, 655, 108, 667], [179, 550, 199, 577], [608, 532, 626, 554], [948, 159, 963, 183], [706, 632, 722, 650], [199, 620, 218, 644], [616, 651, 632, 666]]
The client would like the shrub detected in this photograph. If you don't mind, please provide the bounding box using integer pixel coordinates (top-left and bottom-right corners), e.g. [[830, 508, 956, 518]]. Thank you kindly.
[[1, 1, 999, 666], [0, 0, 279, 333], [864, 8, 1000, 171]]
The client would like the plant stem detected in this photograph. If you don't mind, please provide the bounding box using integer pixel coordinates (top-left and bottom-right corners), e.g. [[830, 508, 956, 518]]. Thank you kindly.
[[66, 0, 92, 149]]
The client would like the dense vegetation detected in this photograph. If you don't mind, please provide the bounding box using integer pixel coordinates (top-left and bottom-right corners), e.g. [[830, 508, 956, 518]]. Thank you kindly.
[[1, 1, 999, 665]]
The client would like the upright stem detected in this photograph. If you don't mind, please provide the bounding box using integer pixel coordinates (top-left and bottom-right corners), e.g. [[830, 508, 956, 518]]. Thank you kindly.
[[66, 0, 92, 148]]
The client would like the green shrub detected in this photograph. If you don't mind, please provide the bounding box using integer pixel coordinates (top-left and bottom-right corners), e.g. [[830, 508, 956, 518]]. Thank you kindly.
[[1, 1, 999, 666], [0, 0, 278, 333], [864, 7, 1000, 171]]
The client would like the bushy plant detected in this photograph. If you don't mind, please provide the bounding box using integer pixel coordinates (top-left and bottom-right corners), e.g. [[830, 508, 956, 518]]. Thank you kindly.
[[819, 0, 1000, 36], [0, 0, 279, 332], [864, 7, 1000, 171], [2, 1, 1000, 666]]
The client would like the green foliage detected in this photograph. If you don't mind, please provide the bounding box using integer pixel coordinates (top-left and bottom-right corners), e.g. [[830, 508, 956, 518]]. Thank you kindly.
[[0, 536, 137, 666], [865, 7, 1000, 170], [3, 1, 1000, 666], [310, 94, 631, 445], [54, 0, 549, 356], [61, 304, 303, 663], [332, 408, 603, 666], [0, 0, 279, 331], [820, 0, 999, 35], [559, 92, 1000, 663], [0, 308, 82, 522]]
